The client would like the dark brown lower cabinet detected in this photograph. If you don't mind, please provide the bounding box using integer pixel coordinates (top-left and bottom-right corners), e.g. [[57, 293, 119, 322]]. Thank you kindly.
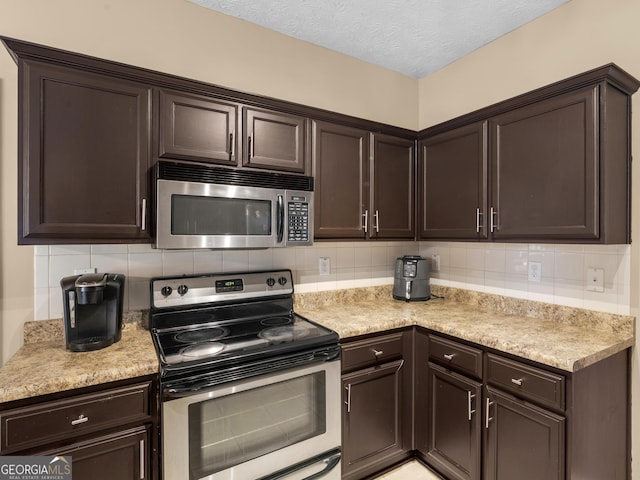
[[43, 426, 150, 480], [341, 330, 413, 480], [0, 377, 158, 480], [426, 363, 482, 480], [484, 387, 564, 480]]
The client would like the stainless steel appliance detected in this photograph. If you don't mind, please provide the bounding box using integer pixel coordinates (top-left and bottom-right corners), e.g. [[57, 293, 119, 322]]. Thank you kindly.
[[154, 160, 314, 249], [392, 255, 430, 301], [149, 269, 341, 480], [60, 273, 125, 351]]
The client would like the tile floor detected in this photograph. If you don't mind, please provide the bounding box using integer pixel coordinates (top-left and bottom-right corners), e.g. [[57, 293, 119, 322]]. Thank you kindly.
[[373, 460, 444, 479]]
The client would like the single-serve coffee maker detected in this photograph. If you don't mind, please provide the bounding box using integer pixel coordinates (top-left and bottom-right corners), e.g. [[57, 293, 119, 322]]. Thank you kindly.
[[393, 255, 430, 302], [60, 273, 125, 352]]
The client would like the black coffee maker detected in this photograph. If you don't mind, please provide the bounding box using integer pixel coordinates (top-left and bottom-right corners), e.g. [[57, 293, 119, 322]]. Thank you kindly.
[[60, 273, 125, 352]]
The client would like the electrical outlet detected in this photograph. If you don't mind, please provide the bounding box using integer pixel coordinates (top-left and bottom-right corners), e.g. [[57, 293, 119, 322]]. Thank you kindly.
[[431, 254, 441, 272], [586, 267, 604, 292], [528, 261, 541, 282], [318, 257, 330, 276]]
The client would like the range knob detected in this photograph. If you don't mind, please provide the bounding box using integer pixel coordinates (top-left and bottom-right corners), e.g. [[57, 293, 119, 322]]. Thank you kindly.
[[278, 276, 288, 286], [266, 277, 276, 287], [177, 284, 189, 296], [160, 286, 172, 297]]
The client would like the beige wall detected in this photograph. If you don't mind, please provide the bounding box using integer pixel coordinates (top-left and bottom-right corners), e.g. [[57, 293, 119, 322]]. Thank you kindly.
[[419, 0, 640, 475], [0, 0, 418, 364]]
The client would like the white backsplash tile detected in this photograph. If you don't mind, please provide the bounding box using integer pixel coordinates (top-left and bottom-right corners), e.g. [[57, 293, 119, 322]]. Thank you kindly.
[[33, 241, 632, 320]]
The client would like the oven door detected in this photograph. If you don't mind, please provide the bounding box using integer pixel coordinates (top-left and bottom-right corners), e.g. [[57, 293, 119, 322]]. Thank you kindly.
[[156, 178, 284, 249], [161, 359, 341, 480]]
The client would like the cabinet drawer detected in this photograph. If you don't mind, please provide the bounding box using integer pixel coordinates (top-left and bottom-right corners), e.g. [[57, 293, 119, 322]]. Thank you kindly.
[[428, 334, 483, 379], [0, 382, 151, 453], [341, 332, 403, 372], [487, 354, 565, 410]]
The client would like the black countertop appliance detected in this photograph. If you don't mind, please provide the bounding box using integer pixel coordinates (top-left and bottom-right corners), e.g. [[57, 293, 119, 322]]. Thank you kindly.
[[60, 273, 125, 351]]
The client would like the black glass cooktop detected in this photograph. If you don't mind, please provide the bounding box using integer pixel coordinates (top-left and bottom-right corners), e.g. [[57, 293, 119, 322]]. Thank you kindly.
[[153, 312, 335, 369]]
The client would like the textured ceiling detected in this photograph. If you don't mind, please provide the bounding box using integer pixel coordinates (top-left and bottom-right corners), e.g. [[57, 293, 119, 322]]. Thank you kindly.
[[187, 0, 569, 78]]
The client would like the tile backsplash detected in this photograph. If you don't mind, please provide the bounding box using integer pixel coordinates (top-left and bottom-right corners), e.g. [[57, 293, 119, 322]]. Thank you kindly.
[[34, 241, 631, 320]]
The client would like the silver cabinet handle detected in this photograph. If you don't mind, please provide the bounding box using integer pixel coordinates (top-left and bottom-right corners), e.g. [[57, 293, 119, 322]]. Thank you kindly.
[[373, 349, 383, 357], [141, 198, 147, 231], [468, 391, 476, 421], [511, 378, 524, 386], [443, 353, 455, 361], [373, 210, 380, 233], [362, 210, 368, 234], [229, 132, 235, 158], [485, 398, 494, 429], [71, 414, 89, 426], [248, 135, 254, 158], [139, 439, 145, 480], [344, 384, 352, 413], [476, 208, 482, 233], [490, 207, 497, 232]]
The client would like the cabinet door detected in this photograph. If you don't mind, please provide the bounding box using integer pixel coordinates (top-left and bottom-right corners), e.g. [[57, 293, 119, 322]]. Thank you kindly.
[[313, 121, 369, 239], [490, 86, 598, 240], [45, 426, 150, 480], [425, 363, 482, 480], [371, 134, 415, 239], [484, 387, 565, 480], [342, 360, 405, 480], [243, 107, 307, 173], [158, 89, 237, 165], [419, 122, 487, 239], [20, 60, 151, 243]]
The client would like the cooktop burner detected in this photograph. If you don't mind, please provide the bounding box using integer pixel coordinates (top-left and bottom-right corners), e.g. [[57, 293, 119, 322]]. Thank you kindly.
[[259, 325, 311, 344], [180, 342, 226, 357], [174, 327, 229, 343], [260, 316, 293, 327]]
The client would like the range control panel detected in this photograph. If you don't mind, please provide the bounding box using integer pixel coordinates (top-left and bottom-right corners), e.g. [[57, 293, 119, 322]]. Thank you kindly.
[[151, 270, 294, 309]]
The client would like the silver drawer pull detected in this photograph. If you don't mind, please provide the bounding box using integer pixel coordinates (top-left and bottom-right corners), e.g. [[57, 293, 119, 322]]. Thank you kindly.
[[511, 378, 524, 386], [444, 353, 455, 361], [71, 414, 89, 426], [373, 349, 383, 357]]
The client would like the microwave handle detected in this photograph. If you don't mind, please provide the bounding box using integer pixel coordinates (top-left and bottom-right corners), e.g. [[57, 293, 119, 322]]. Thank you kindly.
[[277, 194, 285, 244]]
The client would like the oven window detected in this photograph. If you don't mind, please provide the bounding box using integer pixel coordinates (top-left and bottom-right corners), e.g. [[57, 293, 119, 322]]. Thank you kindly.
[[171, 195, 272, 236], [188, 371, 326, 479]]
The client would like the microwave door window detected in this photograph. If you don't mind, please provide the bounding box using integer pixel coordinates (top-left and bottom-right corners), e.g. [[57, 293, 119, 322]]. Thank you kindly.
[[171, 195, 272, 236]]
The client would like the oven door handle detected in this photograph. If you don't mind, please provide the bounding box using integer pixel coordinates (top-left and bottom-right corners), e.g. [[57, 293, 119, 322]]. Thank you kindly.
[[258, 449, 341, 480]]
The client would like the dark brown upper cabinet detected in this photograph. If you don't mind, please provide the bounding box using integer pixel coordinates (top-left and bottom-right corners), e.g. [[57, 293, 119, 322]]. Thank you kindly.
[[313, 121, 415, 240], [158, 89, 237, 166], [371, 134, 416, 239], [490, 87, 598, 241], [242, 107, 308, 174], [313, 121, 370, 239], [419, 64, 640, 244], [17, 59, 152, 244], [419, 122, 488, 240]]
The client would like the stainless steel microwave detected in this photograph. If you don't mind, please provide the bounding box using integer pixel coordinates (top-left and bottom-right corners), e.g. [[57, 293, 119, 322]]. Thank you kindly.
[[154, 161, 314, 249]]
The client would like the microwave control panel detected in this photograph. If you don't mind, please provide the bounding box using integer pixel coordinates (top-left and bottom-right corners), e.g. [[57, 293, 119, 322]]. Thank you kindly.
[[287, 195, 311, 245]]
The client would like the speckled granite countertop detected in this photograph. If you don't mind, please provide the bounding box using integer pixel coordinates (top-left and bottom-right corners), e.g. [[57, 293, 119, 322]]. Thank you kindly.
[[0, 313, 159, 404], [0, 285, 634, 404], [295, 285, 635, 373]]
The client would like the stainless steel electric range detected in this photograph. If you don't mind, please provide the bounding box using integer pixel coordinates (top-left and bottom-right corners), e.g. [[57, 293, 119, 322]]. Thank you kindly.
[[149, 269, 341, 480]]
